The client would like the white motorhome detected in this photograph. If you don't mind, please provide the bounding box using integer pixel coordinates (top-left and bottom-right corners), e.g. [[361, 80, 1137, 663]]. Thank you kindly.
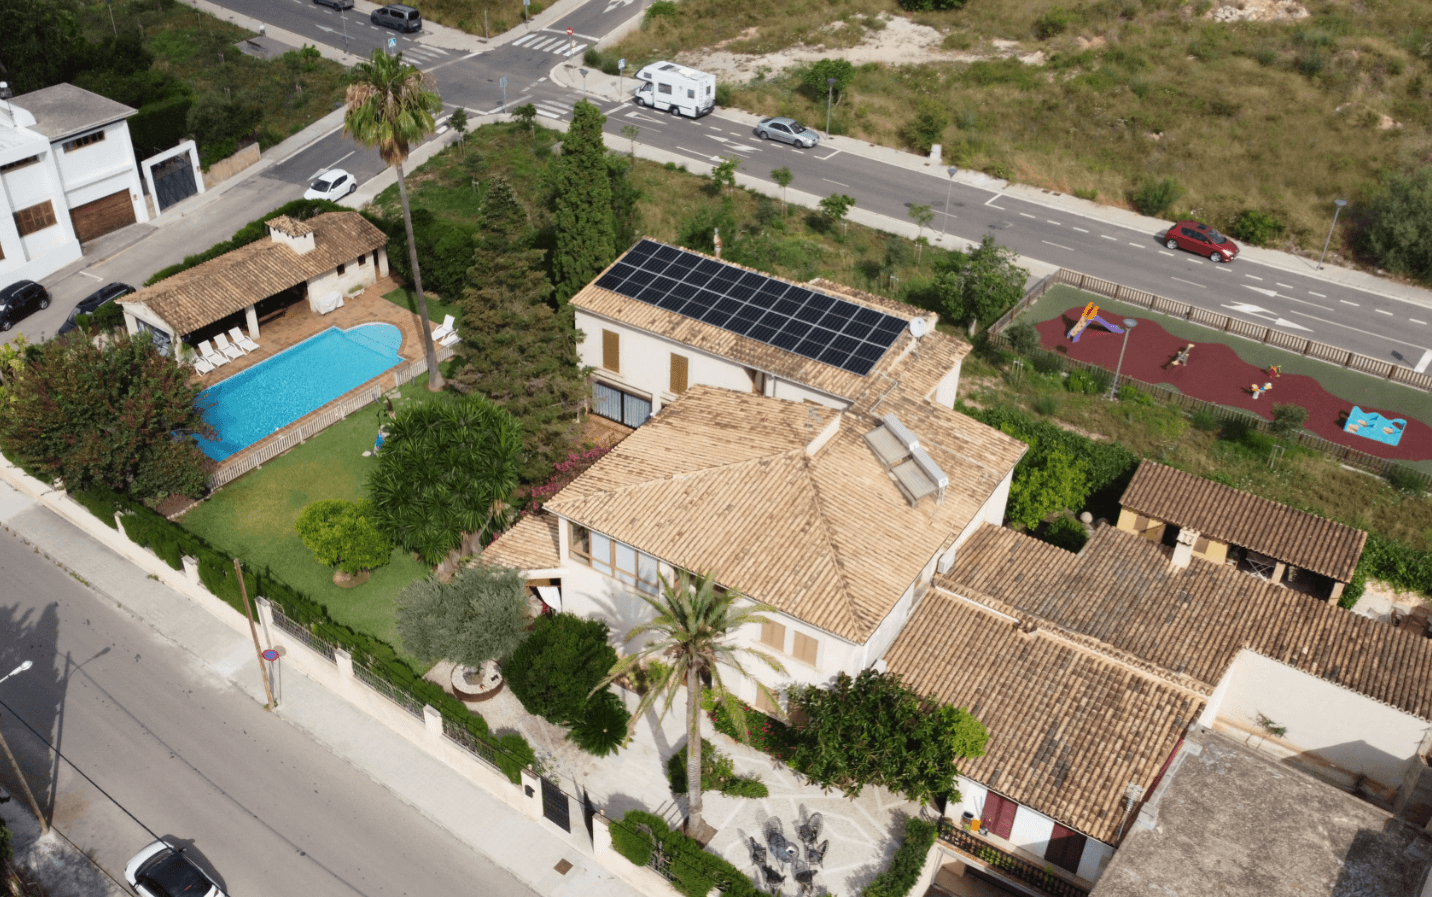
[[632, 61, 716, 118]]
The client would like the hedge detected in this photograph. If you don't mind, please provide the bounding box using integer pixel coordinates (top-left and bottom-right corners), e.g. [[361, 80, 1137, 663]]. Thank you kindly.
[[612, 809, 762, 897], [67, 484, 535, 783], [861, 816, 938, 897]]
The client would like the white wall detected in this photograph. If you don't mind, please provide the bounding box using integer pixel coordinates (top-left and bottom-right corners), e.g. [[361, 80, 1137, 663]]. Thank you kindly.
[[306, 250, 382, 300], [1203, 648, 1430, 790], [950, 776, 1113, 883], [53, 120, 148, 224], [0, 141, 80, 282]]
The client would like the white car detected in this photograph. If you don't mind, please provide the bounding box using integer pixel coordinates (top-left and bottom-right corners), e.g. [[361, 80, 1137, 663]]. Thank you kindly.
[[304, 169, 357, 201], [125, 840, 226, 897]]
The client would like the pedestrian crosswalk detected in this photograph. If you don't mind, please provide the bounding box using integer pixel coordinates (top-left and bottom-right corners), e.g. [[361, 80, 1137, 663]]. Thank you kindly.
[[511, 31, 588, 58], [528, 98, 573, 120], [398, 43, 453, 65]]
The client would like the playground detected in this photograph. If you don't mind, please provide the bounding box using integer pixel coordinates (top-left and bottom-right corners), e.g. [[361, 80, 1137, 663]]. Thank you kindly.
[[1016, 285, 1432, 466]]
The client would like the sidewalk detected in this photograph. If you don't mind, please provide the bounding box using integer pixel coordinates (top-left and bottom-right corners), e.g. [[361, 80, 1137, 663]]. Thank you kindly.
[[0, 468, 635, 897]]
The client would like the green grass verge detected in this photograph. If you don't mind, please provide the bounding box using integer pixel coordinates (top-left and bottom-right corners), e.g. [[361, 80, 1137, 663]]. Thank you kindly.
[[382, 286, 462, 327], [180, 375, 447, 651]]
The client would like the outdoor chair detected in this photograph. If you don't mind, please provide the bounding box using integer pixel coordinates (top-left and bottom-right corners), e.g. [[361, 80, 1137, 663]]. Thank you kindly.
[[806, 840, 828, 868], [749, 837, 767, 868], [760, 865, 785, 892], [432, 314, 456, 342], [439, 331, 462, 348], [197, 339, 229, 366], [798, 812, 823, 846], [228, 327, 259, 353], [212, 333, 244, 361], [193, 355, 215, 375]]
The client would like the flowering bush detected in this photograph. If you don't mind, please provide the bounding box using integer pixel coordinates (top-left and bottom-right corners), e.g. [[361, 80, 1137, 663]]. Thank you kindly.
[[521, 444, 612, 514], [706, 695, 798, 760]]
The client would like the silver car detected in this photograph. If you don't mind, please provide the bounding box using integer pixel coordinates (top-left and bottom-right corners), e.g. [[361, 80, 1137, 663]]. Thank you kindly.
[[755, 117, 821, 148]]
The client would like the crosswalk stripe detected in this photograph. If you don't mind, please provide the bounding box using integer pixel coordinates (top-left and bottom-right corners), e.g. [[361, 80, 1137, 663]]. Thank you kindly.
[[527, 36, 554, 51], [512, 33, 539, 46], [565, 43, 587, 57]]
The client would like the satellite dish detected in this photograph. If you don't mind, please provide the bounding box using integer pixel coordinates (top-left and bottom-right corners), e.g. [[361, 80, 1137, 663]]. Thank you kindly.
[[908, 317, 928, 339]]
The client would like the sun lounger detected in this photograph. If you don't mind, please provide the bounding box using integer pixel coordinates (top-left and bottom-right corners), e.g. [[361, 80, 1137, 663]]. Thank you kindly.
[[213, 333, 245, 360], [439, 331, 462, 348], [193, 355, 215, 375], [431, 314, 455, 342], [197, 339, 229, 366], [228, 327, 259, 353]]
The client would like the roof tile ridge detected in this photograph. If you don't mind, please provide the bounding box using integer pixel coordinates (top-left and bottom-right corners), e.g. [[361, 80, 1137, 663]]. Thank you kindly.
[[550, 444, 808, 508], [801, 450, 876, 635]]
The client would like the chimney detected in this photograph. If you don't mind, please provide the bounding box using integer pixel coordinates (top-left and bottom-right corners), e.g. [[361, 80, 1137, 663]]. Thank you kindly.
[[266, 215, 316, 255], [1171, 527, 1199, 569]]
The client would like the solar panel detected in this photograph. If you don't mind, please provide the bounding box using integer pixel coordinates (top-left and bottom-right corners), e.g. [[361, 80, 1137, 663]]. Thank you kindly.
[[598, 239, 907, 376]]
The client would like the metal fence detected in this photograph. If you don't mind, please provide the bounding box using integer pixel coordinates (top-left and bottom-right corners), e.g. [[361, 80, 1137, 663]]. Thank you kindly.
[[938, 828, 1090, 897], [440, 716, 503, 771], [352, 663, 426, 720], [270, 603, 337, 661]]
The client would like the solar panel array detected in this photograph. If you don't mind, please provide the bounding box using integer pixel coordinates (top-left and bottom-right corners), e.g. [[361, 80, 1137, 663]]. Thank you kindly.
[[594, 239, 907, 376]]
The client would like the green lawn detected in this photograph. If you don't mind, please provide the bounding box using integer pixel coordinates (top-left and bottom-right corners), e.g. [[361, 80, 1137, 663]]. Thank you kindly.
[[180, 376, 447, 650], [383, 286, 462, 327]]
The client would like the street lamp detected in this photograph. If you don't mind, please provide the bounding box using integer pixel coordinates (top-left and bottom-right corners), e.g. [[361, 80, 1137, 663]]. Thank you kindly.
[[0, 660, 46, 832], [825, 77, 836, 136], [1318, 199, 1347, 270], [941, 166, 959, 239], [1108, 319, 1139, 400]]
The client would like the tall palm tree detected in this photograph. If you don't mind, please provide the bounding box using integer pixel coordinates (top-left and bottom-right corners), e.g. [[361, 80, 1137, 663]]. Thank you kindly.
[[344, 49, 446, 390], [597, 571, 785, 840]]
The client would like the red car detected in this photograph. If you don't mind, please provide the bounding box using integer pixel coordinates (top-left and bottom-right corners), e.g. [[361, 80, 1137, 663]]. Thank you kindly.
[[1165, 220, 1239, 262]]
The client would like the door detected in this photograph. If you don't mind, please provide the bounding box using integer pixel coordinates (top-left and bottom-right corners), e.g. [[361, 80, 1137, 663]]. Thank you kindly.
[[1045, 824, 1087, 875], [70, 190, 136, 242], [981, 792, 1018, 840], [541, 777, 570, 831]]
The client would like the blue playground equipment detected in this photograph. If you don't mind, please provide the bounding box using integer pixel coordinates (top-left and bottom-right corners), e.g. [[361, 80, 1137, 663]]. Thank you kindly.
[[1344, 406, 1405, 447]]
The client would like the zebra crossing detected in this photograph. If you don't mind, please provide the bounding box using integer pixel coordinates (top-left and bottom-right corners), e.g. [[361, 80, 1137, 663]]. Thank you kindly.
[[527, 98, 574, 120], [396, 43, 454, 65], [510, 31, 589, 58]]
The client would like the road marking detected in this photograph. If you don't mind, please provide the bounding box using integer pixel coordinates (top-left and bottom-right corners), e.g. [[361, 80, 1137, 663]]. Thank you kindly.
[[1101, 235, 1117, 241], [1418, 349, 1432, 373], [1276, 282, 1293, 289], [1019, 212, 1036, 219], [1223, 301, 1312, 331], [513, 33, 539, 46], [565, 44, 589, 58], [1128, 242, 1144, 249], [461, 50, 481, 60], [1172, 277, 1205, 288], [1159, 251, 1175, 257], [1046, 219, 1061, 225], [1072, 227, 1088, 233], [823, 178, 849, 188], [79, 271, 103, 281], [816, 149, 840, 160], [985, 194, 1004, 206], [1287, 308, 1431, 352], [1414, 319, 1428, 325], [537, 77, 547, 83], [1340, 300, 1359, 306], [1245, 274, 1263, 280], [1308, 291, 1326, 297], [1041, 240, 1073, 251], [987, 204, 1005, 210], [1377, 309, 1394, 315]]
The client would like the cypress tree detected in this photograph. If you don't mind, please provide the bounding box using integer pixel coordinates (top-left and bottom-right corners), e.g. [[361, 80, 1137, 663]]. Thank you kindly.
[[552, 100, 616, 302]]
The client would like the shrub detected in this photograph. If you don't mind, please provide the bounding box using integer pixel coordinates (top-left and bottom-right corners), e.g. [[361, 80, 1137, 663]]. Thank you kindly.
[[612, 809, 760, 897], [612, 810, 665, 866], [1387, 464, 1427, 495], [861, 816, 939, 897], [1190, 409, 1221, 431], [1066, 369, 1103, 395], [1033, 394, 1060, 416], [722, 778, 770, 799], [800, 58, 857, 98], [667, 737, 767, 797], [569, 689, 630, 757], [903, 99, 949, 155], [71, 487, 120, 527], [1039, 515, 1089, 552], [504, 613, 618, 725], [899, 0, 966, 9], [1131, 178, 1183, 216], [295, 499, 393, 574], [1034, 6, 1073, 39], [1357, 169, 1432, 279], [1118, 383, 1152, 404], [1030, 352, 1067, 376], [1228, 209, 1285, 247], [154, 538, 183, 571], [707, 694, 798, 759], [1269, 403, 1309, 440], [495, 731, 536, 783], [644, 0, 677, 23], [1005, 321, 1040, 354]]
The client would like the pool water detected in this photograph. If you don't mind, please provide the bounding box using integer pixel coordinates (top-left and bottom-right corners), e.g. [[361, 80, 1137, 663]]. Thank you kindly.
[[198, 324, 404, 461]]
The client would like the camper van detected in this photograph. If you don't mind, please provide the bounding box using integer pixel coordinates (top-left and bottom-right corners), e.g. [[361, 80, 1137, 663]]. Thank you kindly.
[[632, 62, 716, 118]]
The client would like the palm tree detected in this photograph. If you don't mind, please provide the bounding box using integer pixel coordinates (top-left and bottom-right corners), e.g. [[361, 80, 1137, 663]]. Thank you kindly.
[[596, 571, 785, 841], [344, 49, 446, 390]]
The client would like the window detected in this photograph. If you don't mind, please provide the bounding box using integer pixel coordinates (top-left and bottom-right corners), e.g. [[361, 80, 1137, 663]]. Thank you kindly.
[[1194, 535, 1210, 554], [981, 792, 1018, 840], [687, 89, 695, 98], [659, 83, 672, 95], [602, 329, 620, 372], [792, 632, 818, 666], [337, 263, 346, 276], [1045, 824, 1087, 875], [760, 619, 786, 651], [0, 156, 39, 174], [754, 689, 780, 715], [568, 523, 658, 594], [570, 522, 593, 563], [357, 253, 367, 266], [62, 131, 106, 153], [14, 201, 57, 236], [592, 382, 651, 428], [670, 353, 688, 395]]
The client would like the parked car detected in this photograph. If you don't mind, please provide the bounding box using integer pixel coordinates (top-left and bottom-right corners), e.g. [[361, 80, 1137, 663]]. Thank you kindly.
[[313, 0, 354, 8], [57, 282, 134, 336], [125, 841, 226, 897], [371, 3, 422, 32], [1165, 220, 1239, 263], [304, 169, 357, 202], [0, 280, 49, 332], [754, 116, 821, 149]]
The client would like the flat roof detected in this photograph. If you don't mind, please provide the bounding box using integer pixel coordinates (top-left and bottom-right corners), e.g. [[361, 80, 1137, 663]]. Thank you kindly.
[[10, 84, 135, 141]]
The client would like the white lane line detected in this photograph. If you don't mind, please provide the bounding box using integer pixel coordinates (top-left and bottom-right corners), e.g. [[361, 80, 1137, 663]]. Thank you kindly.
[[1171, 277, 1205, 288], [1042, 240, 1074, 251], [537, 77, 547, 82], [1245, 274, 1263, 280], [1159, 251, 1176, 257], [1019, 212, 1037, 219], [1046, 219, 1061, 225], [1276, 282, 1293, 289], [1418, 349, 1432, 373], [1101, 234, 1117, 241], [513, 33, 539, 46], [1340, 300, 1359, 306], [816, 149, 840, 160], [985, 194, 1004, 206], [1128, 242, 1144, 249], [461, 50, 481, 59], [1377, 309, 1394, 315], [823, 178, 849, 188], [1413, 319, 1428, 325], [987, 204, 1005, 210], [1308, 291, 1326, 297], [1072, 227, 1088, 233], [1287, 308, 1431, 352], [565, 43, 588, 58]]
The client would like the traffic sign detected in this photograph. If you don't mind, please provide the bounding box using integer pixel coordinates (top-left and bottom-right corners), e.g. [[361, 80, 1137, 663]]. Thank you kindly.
[[523, 0, 529, 6], [618, 58, 625, 70], [387, 37, 396, 49], [499, 76, 508, 88], [567, 27, 573, 35], [262, 649, 279, 662]]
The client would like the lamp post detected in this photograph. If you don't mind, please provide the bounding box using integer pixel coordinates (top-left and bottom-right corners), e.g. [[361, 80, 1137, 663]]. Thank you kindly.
[[1108, 318, 1139, 400], [1318, 199, 1347, 270], [941, 166, 959, 239], [825, 77, 836, 136], [0, 661, 46, 832]]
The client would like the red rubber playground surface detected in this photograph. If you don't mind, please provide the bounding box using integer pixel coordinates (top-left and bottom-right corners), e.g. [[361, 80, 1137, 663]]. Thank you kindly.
[[1035, 308, 1432, 462]]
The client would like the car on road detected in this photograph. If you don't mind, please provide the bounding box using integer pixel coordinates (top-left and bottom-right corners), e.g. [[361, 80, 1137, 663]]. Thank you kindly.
[[313, 0, 354, 8], [304, 169, 357, 202], [125, 840, 226, 897], [1165, 220, 1239, 263], [0, 280, 49, 332], [57, 282, 134, 336], [754, 116, 821, 149], [371, 3, 422, 32]]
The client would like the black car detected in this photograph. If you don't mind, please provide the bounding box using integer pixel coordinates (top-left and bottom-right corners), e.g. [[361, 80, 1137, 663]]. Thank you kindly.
[[57, 282, 134, 335], [371, 3, 421, 31], [0, 280, 49, 332]]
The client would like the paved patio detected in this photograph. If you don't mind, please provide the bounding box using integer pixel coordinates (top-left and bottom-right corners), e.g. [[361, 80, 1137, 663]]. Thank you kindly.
[[428, 661, 924, 897]]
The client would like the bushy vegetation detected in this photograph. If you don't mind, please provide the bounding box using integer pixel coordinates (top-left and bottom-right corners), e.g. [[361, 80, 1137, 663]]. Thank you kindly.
[[569, 689, 631, 757], [1036, 515, 1089, 552], [611, 810, 764, 897], [295, 499, 393, 575], [861, 816, 938, 897], [395, 564, 529, 667], [504, 613, 620, 726], [666, 737, 768, 798], [1357, 169, 1432, 280], [383, 209, 479, 304]]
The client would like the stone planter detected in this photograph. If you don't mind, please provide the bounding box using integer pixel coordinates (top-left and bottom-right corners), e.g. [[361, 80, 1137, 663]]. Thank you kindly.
[[451, 659, 504, 702]]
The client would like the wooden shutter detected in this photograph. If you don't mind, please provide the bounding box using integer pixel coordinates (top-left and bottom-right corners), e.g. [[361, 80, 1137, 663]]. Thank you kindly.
[[670, 353, 688, 394], [792, 632, 818, 666], [602, 330, 620, 372], [982, 792, 1017, 840], [1045, 824, 1087, 875], [760, 619, 786, 651]]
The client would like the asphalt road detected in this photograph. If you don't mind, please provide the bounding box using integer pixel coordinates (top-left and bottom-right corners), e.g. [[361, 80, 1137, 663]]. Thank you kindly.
[[0, 520, 540, 897]]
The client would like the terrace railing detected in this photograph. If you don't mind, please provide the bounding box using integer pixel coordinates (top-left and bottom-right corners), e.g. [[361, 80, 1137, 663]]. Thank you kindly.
[[937, 827, 1090, 897]]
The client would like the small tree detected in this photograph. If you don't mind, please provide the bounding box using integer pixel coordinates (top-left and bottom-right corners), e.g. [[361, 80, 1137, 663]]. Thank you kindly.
[[512, 102, 537, 133], [709, 155, 740, 194], [1269, 403, 1309, 440], [505, 612, 618, 725], [448, 107, 468, 157], [771, 166, 793, 217], [621, 123, 640, 157], [801, 58, 856, 101], [819, 193, 856, 232], [937, 234, 1028, 331], [295, 499, 392, 575], [396, 563, 529, 668], [1006, 448, 1089, 530], [908, 203, 934, 261], [1005, 320, 1040, 354]]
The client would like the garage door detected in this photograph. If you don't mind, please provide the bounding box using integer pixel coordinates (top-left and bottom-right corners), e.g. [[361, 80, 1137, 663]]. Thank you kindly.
[[69, 190, 136, 243]]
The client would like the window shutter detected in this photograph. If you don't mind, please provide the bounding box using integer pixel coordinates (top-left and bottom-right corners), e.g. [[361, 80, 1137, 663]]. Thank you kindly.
[[793, 632, 818, 666], [670, 354, 689, 394], [760, 619, 786, 651], [1045, 824, 1087, 874], [602, 330, 620, 372], [981, 793, 1017, 840]]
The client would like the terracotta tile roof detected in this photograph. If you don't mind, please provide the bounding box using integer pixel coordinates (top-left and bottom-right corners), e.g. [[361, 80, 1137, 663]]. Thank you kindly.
[[942, 524, 1432, 720], [267, 214, 315, 237], [1120, 461, 1366, 581], [885, 589, 1200, 843], [119, 212, 387, 336], [485, 513, 561, 572], [571, 242, 965, 403], [544, 385, 1024, 643]]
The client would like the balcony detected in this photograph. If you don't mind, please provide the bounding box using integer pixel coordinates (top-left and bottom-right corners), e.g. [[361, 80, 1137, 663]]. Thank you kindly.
[[935, 824, 1091, 897]]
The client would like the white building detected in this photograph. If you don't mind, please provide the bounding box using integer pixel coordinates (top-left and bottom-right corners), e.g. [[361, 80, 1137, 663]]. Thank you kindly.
[[0, 83, 149, 283]]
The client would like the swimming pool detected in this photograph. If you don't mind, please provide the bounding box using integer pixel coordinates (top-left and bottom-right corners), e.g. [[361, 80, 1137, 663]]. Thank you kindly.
[[198, 324, 404, 461]]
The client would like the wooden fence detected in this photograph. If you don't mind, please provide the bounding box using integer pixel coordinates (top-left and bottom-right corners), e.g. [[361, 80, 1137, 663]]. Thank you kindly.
[[207, 342, 457, 491]]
